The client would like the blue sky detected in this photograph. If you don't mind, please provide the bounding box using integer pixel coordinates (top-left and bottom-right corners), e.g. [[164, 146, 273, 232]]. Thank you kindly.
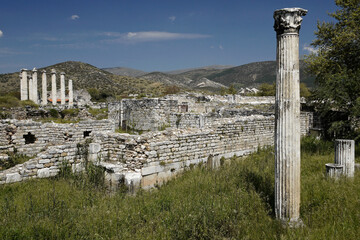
[[0, 0, 338, 74]]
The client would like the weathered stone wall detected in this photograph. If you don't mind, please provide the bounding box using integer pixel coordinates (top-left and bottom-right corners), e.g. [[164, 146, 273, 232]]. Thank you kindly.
[[121, 98, 178, 131], [0, 143, 80, 184], [0, 113, 313, 188], [108, 96, 277, 131], [108, 95, 308, 132], [0, 119, 114, 156]]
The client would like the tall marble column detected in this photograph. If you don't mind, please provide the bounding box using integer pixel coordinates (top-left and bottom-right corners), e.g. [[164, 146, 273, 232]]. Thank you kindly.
[[28, 76, 33, 101], [273, 8, 307, 226], [32, 68, 38, 104], [68, 79, 73, 107], [51, 69, 57, 105], [60, 72, 66, 105], [41, 70, 47, 105], [20, 69, 28, 100]]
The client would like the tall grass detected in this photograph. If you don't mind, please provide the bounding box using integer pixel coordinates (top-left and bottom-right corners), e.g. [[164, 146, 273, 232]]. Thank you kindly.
[[0, 138, 360, 239]]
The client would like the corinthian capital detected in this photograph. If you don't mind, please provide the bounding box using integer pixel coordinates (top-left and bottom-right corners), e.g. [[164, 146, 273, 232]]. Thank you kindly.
[[274, 8, 307, 35]]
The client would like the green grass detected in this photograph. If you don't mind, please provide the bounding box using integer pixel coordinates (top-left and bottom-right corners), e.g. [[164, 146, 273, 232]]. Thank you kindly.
[[116, 127, 143, 135], [39, 118, 80, 124], [88, 107, 108, 120], [0, 95, 38, 109], [0, 152, 31, 170], [0, 138, 360, 239]]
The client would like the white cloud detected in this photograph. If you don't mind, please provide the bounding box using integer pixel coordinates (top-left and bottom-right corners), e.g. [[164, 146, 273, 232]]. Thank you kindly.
[[219, 45, 224, 50], [303, 45, 318, 54], [169, 16, 176, 22], [0, 30, 3, 38], [103, 31, 210, 43], [0, 48, 30, 55], [70, 15, 80, 20]]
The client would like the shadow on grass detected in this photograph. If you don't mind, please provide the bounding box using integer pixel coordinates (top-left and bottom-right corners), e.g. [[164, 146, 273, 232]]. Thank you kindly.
[[244, 170, 275, 217]]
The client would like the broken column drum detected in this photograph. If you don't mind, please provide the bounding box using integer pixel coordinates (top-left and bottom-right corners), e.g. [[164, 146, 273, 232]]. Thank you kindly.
[[20, 69, 28, 100], [334, 139, 355, 177], [273, 8, 307, 224], [51, 69, 57, 105]]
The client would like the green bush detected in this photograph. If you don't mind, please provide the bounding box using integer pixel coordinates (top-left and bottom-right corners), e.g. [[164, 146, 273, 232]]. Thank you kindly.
[[49, 109, 60, 118], [20, 100, 39, 109], [0, 95, 20, 108], [0, 152, 31, 170], [61, 109, 79, 117], [88, 108, 108, 120]]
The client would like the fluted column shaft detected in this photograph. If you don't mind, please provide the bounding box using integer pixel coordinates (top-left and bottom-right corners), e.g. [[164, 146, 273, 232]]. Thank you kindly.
[[32, 69, 38, 104], [60, 72, 65, 105], [41, 70, 47, 105], [51, 69, 57, 105], [28, 76, 33, 101], [68, 79, 73, 107], [20, 69, 28, 100], [274, 8, 307, 224]]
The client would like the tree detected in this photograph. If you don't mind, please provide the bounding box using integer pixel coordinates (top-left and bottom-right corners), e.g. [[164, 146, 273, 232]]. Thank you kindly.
[[219, 85, 237, 95], [257, 83, 276, 96], [306, 0, 360, 139]]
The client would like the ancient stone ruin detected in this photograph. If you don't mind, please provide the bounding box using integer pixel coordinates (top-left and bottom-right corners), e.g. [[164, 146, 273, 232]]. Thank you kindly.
[[274, 7, 307, 226], [20, 68, 73, 106], [0, 90, 315, 193]]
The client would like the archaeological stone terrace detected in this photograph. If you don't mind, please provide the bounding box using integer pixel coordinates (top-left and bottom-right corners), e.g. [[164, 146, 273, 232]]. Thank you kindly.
[[0, 93, 315, 191]]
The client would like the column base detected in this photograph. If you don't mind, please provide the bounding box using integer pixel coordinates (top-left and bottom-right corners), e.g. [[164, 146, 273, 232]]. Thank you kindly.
[[280, 218, 304, 228]]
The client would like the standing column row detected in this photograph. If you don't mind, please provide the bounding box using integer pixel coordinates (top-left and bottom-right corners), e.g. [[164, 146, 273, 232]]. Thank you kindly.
[[19, 68, 73, 106]]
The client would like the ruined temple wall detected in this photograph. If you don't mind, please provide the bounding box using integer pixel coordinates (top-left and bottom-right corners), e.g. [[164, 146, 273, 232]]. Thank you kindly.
[[1, 113, 312, 186], [92, 115, 276, 188], [121, 98, 178, 131], [300, 112, 313, 136], [0, 119, 114, 156]]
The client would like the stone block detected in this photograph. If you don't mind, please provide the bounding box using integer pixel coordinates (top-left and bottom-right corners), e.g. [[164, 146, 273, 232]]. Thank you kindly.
[[37, 168, 50, 178], [6, 173, 22, 183], [141, 173, 158, 188], [124, 172, 142, 193], [89, 143, 101, 154]]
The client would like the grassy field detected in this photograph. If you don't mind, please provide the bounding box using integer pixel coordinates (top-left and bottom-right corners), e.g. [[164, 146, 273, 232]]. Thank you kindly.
[[0, 138, 359, 239]]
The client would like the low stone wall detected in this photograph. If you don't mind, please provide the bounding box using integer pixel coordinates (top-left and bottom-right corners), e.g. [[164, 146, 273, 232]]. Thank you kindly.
[[91, 115, 276, 189], [0, 113, 313, 190], [0, 119, 115, 156], [0, 143, 80, 184]]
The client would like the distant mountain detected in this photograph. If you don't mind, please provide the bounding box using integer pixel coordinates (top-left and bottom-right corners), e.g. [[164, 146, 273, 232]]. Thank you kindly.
[[206, 60, 315, 88], [141, 71, 226, 92], [104, 61, 315, 92], [0, 61, 166, 96], [0, 60, 315, 97], [165, 65, 234, 75], [102, 67, 148, 77]]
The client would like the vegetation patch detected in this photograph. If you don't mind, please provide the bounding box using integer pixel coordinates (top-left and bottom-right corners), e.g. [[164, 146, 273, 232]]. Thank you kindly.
[[0, 152, 31, 170], [0, 137, 359, 239], [0, 95, 38, 109], [88, 107, 108, 120]]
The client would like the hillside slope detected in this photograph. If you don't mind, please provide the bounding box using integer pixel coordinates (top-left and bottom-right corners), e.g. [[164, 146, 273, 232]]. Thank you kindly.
[[102, 67, 147, 77], [207, 60, 315, 88], [0, 61, 166, 96]]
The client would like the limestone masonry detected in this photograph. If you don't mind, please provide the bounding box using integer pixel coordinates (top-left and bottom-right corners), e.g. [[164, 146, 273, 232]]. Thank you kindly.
[[0, 94, 314, 191]]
